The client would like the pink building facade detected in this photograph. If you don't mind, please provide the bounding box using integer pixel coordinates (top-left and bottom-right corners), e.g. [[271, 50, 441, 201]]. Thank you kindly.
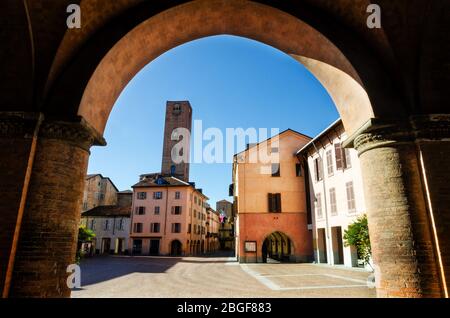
[[129, 174, 208, 256]]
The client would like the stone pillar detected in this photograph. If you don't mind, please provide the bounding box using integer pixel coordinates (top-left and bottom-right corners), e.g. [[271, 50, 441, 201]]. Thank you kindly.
[[349, 116, 449, 298], [0, 113, 105, 297]]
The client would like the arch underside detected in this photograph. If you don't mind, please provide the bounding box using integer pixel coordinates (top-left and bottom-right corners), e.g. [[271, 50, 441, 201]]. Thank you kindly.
[[48, 0, 392, 137]]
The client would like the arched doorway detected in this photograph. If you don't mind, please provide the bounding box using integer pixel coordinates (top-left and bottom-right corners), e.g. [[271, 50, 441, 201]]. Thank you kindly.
[[262, 232, 293, 263], [170, 240, 182, 256]]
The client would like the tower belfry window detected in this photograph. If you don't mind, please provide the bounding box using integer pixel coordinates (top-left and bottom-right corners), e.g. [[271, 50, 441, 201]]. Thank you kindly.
[[173, 103, 181, 115]]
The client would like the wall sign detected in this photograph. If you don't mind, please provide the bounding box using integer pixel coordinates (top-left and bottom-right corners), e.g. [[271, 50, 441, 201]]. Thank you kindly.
[[244, 241, 257, 253]]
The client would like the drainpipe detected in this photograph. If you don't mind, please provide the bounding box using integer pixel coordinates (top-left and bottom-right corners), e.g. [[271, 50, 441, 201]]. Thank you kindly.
[[2, 113, 43, 298], [311, 141, 332, 265]]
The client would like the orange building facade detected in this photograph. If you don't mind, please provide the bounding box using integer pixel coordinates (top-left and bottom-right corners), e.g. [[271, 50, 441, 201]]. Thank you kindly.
[[232, 129, 313, 263]]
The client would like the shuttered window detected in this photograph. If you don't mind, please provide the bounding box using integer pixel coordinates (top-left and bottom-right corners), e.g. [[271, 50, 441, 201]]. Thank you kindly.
[[268, 193, 282, 212]]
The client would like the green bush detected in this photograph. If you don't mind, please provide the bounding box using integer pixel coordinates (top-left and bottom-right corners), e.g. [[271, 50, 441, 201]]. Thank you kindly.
[[343, 214, 372, 269], [76, 226, 96, 264]]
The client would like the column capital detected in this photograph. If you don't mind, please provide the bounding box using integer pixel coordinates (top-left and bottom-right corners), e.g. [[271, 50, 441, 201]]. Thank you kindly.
[[0, 112, 106, 151], [343, 114, 450, 155], [0, 112, 42, 138], [39, 117, 106, 151]]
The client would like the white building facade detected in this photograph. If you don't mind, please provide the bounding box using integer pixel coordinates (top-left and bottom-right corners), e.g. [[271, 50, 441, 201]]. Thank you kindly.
[[297, 119, 367, 268], [81, 206, 132, 255]]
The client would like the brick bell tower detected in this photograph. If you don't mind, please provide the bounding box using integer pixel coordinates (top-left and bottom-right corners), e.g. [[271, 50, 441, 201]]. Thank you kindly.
[[161, 101, 192, 181]]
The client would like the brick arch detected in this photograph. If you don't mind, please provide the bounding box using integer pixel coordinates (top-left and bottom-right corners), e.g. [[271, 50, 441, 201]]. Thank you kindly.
[[261, 230, 296, 255], [76, 0, 382, 136]]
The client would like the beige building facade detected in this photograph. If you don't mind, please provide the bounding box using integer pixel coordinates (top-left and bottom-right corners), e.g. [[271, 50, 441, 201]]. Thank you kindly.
[[205, 204, 220, 253], [297, 119, 367, 268], [129, 173, 209, 256]]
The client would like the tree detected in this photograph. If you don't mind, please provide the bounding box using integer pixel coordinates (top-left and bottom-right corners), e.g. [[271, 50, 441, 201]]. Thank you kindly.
[[76, 226, 96, 264], [343, 214, 372, 269]]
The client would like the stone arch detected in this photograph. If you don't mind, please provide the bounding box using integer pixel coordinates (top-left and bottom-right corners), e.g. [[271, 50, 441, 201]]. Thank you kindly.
[[1, 0, 448, 298], [262, 231, 295, 263], [45, 0, 400, 137]]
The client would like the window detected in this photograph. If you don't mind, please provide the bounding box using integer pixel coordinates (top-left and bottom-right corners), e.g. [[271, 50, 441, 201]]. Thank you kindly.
[[118, 218, 124, 231], [137, 192, 146, 200], [104, 220, 109, 230], [329, 188, 337, 216], [271, 163, 280, 177], [194, 210, 197, 218], [172, 223, 181, 233], [314, 157, 323, 181], [271, 147, 279, 154], [150, 223, 160, 233], [135, 206, 146, 215], [193, 224, 197, 234], [194, 196, 197, 205], [133, 223, 143, 233], [326, 150, 334, 176], [188, 224, 191, 234], [315, 193, 323, 218], [154, 206, 160, 215], [172, 206, 182, 215], [83, 202, 88, 210], [175, 191, 181, 199], [153, 191, 163, 199], [295, 163, 302, 177], [344, 148, 352, 169], [90, 219, 95, 230], [268, 193, 282, 212], [346, 181, 356, 212], [335, 143, 352, 170]]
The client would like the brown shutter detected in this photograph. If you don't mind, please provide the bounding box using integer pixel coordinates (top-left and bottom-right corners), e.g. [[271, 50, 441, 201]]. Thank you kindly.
[[276, 193, 282, 212], [318, 158, 324, 180], [344, 148, 351, 169], [314, 159, 319, 181], [335, 143, 343, 170], [268, 193, 273, 212], [171, 206, 174, 214]]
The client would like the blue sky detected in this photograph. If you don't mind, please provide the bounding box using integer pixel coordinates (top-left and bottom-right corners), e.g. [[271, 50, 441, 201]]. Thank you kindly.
[[87, 35, 338, 205]]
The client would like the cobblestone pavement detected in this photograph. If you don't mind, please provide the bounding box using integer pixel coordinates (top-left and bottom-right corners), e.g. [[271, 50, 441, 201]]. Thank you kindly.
[[71, 254, 376, 298]]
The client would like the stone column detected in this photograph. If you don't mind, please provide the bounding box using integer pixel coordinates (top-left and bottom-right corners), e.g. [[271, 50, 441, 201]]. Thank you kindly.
[[0, 113, 105, 297], [349, 116, 449, 298]]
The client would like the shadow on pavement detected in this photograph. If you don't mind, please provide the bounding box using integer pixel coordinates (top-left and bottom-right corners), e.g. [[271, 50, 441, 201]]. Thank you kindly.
[[79, 251, 236, 286]]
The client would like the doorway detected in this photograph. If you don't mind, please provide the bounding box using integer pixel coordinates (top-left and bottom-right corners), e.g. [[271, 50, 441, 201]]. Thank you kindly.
[[317, 228, 327, 263], [101, 238, 111, 254], [331, 226, 344, 265], [262, 231, 293, 263], [149, 239, 160, 255], [132, 239, 142, 255], [170, 240, 182, 256]]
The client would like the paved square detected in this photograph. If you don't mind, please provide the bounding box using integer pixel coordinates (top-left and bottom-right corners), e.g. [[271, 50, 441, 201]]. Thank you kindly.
[[71, 255, 375, 298]]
